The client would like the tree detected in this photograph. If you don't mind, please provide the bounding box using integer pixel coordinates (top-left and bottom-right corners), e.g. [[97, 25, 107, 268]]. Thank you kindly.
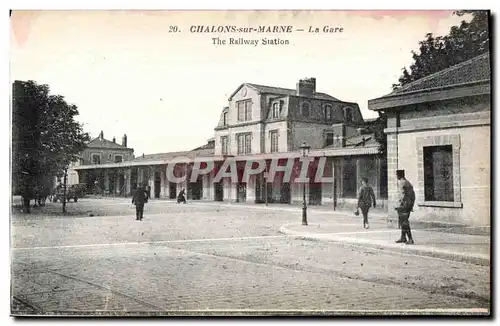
[[362, 112, 387, 156], [393, 10, 489, 89], [12, 80, 90, 213]]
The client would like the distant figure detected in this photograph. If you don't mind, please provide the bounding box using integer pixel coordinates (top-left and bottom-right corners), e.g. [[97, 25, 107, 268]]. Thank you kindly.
[[94, 180, 100, 195], [177, 188, 187, 204], [132, 183, 149, 221], [356, 177, 376, 229], [146, 185, 151, 200], [395, 170, 416, 244]]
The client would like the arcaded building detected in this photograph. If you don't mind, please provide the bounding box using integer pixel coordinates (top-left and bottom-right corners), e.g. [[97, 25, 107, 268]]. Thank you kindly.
[[73, 78, 387, 210]]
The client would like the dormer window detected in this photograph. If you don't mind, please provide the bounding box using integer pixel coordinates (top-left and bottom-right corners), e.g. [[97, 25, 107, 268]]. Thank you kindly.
[[272, 103, 280, 118], [223, 112, 228, 126], [343, 106, 353, 122], [301, 102, 311, 117]]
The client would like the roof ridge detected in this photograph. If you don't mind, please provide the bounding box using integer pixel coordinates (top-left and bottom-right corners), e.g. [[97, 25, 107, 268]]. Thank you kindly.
[[246, 82, 340, 101], [393, 51, 490, 94], [246, 82, 296, 93]]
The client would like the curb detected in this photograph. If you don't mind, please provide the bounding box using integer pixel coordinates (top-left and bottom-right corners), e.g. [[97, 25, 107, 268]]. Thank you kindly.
[[278, 225, 490, 266]]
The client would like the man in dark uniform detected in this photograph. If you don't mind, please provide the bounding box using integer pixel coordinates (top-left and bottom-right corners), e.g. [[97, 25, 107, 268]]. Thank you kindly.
[[395, 170, 416, 244], [357, 177, 377, 229], [132, 183, 149, 221]]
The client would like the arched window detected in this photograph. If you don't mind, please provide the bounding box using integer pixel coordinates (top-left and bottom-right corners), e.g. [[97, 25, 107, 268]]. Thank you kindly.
[[302, 102, 311, 117], [343, 106, 353, 122]]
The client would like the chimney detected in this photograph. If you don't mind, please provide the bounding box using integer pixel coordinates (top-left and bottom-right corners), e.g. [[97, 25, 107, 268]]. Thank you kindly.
[[296, 78, 316, 96], [122, 134, 127, 147], [112, 137, 116, 143], [99, 130, 104, 140]]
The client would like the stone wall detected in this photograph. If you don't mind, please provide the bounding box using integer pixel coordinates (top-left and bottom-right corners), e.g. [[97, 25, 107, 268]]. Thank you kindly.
[[385, 99, 490, 227]]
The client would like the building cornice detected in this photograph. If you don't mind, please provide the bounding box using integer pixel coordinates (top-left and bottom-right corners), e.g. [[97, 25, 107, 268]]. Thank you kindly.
[[385, 119, 490, 135]]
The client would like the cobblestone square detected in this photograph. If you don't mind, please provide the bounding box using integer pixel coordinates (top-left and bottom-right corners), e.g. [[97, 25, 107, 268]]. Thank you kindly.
[[11, 198, 490, 316]]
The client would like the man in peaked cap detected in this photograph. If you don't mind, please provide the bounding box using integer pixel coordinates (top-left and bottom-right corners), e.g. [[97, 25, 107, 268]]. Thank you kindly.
[[132, 182, 149, 221], [395, 170, 416, 244]]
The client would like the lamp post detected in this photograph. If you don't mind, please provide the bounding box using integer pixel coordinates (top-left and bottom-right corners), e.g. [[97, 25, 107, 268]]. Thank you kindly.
[[299, 141, 311, 226], [264, 170, 268, 206]]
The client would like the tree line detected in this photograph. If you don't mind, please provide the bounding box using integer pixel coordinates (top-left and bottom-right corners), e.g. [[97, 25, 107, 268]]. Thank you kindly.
[[373, 10, 489, 155]]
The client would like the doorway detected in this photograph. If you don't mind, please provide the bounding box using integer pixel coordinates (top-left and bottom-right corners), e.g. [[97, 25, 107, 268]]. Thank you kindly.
[[237, 183, 247, 203], [131, 169, 138, 191], [280, 182, 291, 204], [154, 171, 161, 199], [189, 177, 203, 200], [118, 174, 125, 196], [214, 182, 224, 201], [169, 182, 177, 199], [254, 176, 262, 203], [309, 182, 322, 205], [108, 172, 116, 195]]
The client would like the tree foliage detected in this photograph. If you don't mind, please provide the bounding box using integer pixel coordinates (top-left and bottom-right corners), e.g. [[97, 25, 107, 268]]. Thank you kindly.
[[362, 113, 387, 156], [12, 80, 90, 212], [393, 10, 489, 89]]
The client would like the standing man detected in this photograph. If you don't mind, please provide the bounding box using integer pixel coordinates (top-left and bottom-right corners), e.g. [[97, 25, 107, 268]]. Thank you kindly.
[[357, 177, 376, 229], [395, 170, 416, 244], [132, 183, 149, 221]]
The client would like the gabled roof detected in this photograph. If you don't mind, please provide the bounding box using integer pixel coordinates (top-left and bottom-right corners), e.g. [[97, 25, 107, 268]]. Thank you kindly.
[[87, 137, 133, 150], [387, 52, 490, 97], [229, 83, 340, 101]]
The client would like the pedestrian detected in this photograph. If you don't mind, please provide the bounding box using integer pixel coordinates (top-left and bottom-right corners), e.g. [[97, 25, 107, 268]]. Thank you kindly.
[[395, 170, 416, 244], [132, 183, 149, 221], [94, 180, 100, 195], [356, 177, 376, 229], [177, 188, 187, 204]]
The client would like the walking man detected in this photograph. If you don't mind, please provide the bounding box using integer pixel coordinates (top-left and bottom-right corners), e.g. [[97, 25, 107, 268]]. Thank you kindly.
[[177, 188, 187, 204], [132, 183, 149, 221], [395, 170, 416, 244], [357, 177, 376, 229]]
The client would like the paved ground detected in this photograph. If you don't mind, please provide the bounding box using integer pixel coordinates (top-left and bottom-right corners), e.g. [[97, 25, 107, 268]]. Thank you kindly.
[[10, 197, 491, 316], [280, 223, 490, 266]]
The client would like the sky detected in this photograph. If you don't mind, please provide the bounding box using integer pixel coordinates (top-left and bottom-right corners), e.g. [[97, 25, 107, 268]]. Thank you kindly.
[[10, 10, 469, 156]]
